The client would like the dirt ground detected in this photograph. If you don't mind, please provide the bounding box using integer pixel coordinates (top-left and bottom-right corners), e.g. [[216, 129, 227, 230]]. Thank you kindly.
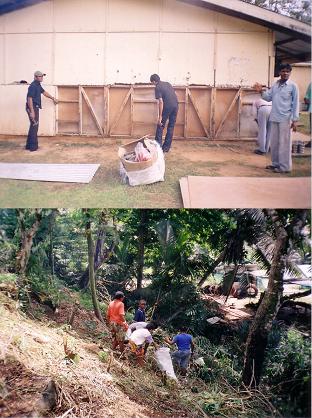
[[0, 135, 310, 208]]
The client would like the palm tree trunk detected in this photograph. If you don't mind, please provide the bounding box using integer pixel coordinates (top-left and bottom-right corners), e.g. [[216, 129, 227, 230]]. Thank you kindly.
[[137, 209, 148, 290], [49, 211, 58, 279], [224, 263, 239, 302], [242, 211, 287, 387], [85, 211, 104, 322]]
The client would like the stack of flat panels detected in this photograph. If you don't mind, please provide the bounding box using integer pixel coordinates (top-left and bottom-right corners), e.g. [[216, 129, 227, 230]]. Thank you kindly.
[[180, 176, 311, 208]]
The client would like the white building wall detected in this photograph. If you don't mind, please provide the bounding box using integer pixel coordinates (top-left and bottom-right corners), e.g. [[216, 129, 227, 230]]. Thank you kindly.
[[291, 64, 311, 103], [0, 84, 56, 136], [0, 0, 273, 136]]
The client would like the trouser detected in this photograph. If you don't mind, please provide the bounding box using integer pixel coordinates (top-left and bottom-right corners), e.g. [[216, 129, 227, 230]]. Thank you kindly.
[[171, 350, 191, 370], [268, 120, 292, 172], [256, 106, 271, 153], [26, 105, 39, 151], [109, 322, 126, 343], [129, 341, 145, 358], [155, 105, 178, 152]]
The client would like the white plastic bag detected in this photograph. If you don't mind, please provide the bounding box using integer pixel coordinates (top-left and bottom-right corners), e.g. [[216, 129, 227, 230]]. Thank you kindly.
[[155, 347, 177, 380], [134, 142, 152, 162]]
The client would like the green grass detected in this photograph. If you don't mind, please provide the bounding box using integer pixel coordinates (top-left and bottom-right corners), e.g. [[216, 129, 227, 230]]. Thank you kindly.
[[0, 273, 17, 283], [0, 138, 310, 208]]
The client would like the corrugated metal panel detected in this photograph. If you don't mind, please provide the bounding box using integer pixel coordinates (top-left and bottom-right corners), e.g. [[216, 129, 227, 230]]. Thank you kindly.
[[0, 163, 100, 183]]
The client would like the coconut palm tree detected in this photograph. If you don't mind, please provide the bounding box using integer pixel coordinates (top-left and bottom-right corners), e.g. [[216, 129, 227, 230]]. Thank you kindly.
[[242, 209, 309, 387]]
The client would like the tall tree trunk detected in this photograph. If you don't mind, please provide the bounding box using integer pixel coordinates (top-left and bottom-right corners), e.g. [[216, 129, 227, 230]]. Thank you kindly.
[[79, 210, 116, 289], [49, 211, 58, 280], [85, 211, 104, 323], [15, 209, 43, 275], [242, 211, 287, 387], [198, 249, 226, 288], [136, 209, 148, 290], [224, 263, 239, 302]]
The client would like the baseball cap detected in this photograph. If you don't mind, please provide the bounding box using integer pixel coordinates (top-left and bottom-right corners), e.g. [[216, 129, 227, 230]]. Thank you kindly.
[[34, 71, 46, 77], [115, 291, 125, 298]]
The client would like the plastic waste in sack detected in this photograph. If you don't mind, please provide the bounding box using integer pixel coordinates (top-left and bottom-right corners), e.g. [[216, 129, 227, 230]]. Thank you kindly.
[[121, 141, 165, 186], [134, 142, 152, 162], [155, 347, 177, 380]]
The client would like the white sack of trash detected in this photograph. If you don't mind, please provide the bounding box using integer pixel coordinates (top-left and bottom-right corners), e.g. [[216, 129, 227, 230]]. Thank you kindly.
[[155, 346, 177, 381], [119, 138, 165, 187]]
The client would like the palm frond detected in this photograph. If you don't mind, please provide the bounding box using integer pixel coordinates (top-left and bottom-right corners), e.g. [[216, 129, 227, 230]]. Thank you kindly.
[[155, 219, 175, 248], [250, 247, 271, 273]]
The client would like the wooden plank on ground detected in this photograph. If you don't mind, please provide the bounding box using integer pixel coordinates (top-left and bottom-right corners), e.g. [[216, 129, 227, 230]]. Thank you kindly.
[[0, 163, 100, 183], [179, 177, 191, 208], [180, 176, 311, 208]]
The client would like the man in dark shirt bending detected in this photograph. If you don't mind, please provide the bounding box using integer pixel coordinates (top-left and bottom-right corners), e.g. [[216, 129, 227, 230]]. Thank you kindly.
[[25, 70, 58, 152], [150, 74, 178, 153]]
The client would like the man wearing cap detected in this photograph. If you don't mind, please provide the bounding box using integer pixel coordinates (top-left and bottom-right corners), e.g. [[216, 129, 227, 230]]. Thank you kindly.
[[106, 291, 128, 353], [25, 71, 58, 152]]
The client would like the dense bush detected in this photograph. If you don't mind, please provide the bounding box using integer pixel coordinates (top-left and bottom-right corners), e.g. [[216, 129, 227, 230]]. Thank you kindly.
[[191, 335, 242, 386], [263, 327, 311, 417], [149, 276, 217, 333]]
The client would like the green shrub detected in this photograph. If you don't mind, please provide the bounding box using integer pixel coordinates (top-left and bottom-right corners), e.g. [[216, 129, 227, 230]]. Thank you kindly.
[[0, 273, 17, 283], [263, 327, 311, 417], [0, 242, 17, 271], [29, 274, 63, 307], [98, 351, 109, 363], [191, 336, 241, 386], [78, 291, 94, 311]]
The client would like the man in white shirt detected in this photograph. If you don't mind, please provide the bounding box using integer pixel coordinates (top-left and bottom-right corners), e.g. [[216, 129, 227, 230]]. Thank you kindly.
[[126, 321, 146, 336], [129, 322, 158, 366]]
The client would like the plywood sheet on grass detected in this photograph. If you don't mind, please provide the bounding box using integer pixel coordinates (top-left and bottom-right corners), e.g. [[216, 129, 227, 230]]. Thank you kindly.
[[179, 177, 191, 208], [0, 164, 100, 183], [180, 177, 311, 208]]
